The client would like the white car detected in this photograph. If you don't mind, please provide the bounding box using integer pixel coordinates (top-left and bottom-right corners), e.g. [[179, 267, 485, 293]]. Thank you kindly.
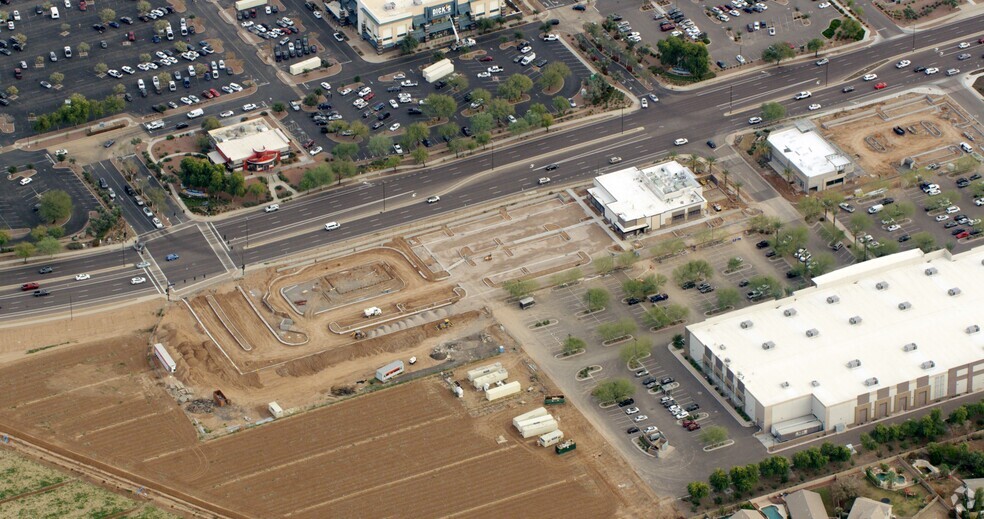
[[401, 80, 418, 87], [736, 54, 747, 64], [219, 110, 234, 117], [924, 67, 939, 75], [946, 205, 960, 214], [54, 148, 68, 156], [320, 82, 331, 91], [862, 73, 878, 81], [748, 116, 763, 124], [131, 277, 147, 285], [957, 42, 970, 49], [477, 71, 491, 78], [393, 144, 404, 154], [674, 138, 689, 146], [389, 99, 399, 109], [643, 426, 658, 434], [339, 87, 352, 96], [393, 72, 406, 80], [324, 221, 340, 230], [389, 122, 401, 132], [353, 98, 368, 109], [808, 103, 821, 111], [935, 215, 949, 222], [265, 204, 280, 212], [609, 156, 622, 164], [818, 2, 830, 7], [229, 83, 243, 92], [358, 87, 372, 97], [975, 198, 984, 207], [107, 69, 123, 78], [543, 34, 558, 41], [886, 224, 901, 232], [624, 407, 640, 415], [488, 65, 504, 73], [640, 98, 648, 108], [180, 97, 193, 105], [242, 103, 258, 111], [815, 58, 828, 66], [152, 218, 164, 229], [121, 66, 135, 74], [794, 91, 812, 100], [75, 273, 90, 281], [309, 146, 323, 156], [633, 415, 648, 422], [136, 261, 151, 269], [538, 177, 551, 185], [12, 10, 20, 20], [896, 60, 911, 68], [426, 195, 440, 203], [19, 177, 32, 186]]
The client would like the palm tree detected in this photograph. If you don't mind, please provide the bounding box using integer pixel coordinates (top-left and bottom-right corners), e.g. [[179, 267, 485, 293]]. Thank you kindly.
[[706, 156, 717, 172], [721, 169, 730, 190], [733, 180, 744, 202], [782, 167, 794, 184]]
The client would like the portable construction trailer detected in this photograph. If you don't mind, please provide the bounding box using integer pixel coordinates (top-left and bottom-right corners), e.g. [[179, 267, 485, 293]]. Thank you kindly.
[[485, 380, 521, 401], [268, 401, 284, 418], [153, 343, 176, 373], [472, 368, 509, 389], [423, 59, 454, 83], [514, 414, 556, 431], [289, 56, 322, 75], [512, 407, 549, 429], [375, 360, 405, 382], [466, 362, 502, 382], [235, 0, 267, 10], [537, 429, 564, 447], [519, 418, 558, 438]]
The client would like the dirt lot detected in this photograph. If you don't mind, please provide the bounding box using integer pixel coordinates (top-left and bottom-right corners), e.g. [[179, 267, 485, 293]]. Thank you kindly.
[[818, 94, 984, 177]]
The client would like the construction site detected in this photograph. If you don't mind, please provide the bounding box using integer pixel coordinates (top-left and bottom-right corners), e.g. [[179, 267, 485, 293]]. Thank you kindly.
[[0, 194, 661, 517], [818, 94, 984, 177]]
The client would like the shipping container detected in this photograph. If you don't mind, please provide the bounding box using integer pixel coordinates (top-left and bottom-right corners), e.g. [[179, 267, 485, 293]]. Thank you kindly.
[[375, 360, 405, 382], [485, 380, 521, 401], [518, 297, 535, 309], [472, 368, 509, 389], [512, 407, 549, 429], [153, 343, 176, 373], [466, 362, 502, 382], [514, 414, 556, 431], [518, 418, 558, 438], [234, 0, 267, 10], [423, 59, 454, 83], [289, 56, 322, 75], [537, 429, 564, 447]]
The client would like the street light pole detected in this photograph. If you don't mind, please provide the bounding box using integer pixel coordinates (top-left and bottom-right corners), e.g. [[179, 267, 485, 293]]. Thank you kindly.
[[729, 85, 733, 113], [382, 181, 386, 212], [825, 61, 829, 87]]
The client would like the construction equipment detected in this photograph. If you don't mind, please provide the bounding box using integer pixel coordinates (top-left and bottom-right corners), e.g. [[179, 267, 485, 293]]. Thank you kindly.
[[352, 330, 366, 340], [212, 390, 229, 407], [484, 254, 493, 261], [544, 395, 566, 405], [437, 319, 453, 330]]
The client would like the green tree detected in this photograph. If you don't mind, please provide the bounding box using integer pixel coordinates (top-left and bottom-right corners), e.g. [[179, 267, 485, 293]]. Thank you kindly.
[[272, 102, 285, 113], [471, 112, 494, 134], [49, 72, 65, 86], [709, 468, 730, 492], [332, 142, 359, 161], [14, 242, 36, 263], [819, 190, 845, 220], [303, 92, 319, 107], [773, 226, 810, 256], [762, 42, 796, 67], [438, 123, 458, 143], [99, 7, 116, 22], [488, 97, 516, 124], [727, 257, 744, 272], [508, 119, 529, 137], [448, 137, 469, 157], [701, 426, 729, 446], [0, 230, 9, 249], [446, 73, 468, 92], [761, 101, 786, 121], [716, 287, 740, 310], [422, 94, 457, 120], [5, 85, 18, 97], [656, 36, 711, 79], [201, 117, 221, 131], [807, 252, 835, 276], [411, 147, 428, 165], [475, 132, 491, 149], [619, 338, 650, 367], [687, 481, 710, 504], [404, 122, 430, 146], [948, 406, 969, 425], [673, 260, 714, 286], [538, 62, 571, 92], [497, 74, 534, 102], [298, 164, 334, 191], [807, 38, 825, 57], [584, 288, 610, 311], [848, 213, 871, 243], [30, 226, 49, 242], [331, 160, 357, 181], [38, 190, 73, 224], [798, 196, 824, 222], [398, 34, 419, 54], [553, 95, 570, 115], [591, 378, 634, 403], [598, 318, 636, 342], [94, 62, 109, 75], [594, 255, 614, 275], [36, 236, 61, 257], [349, 121, 370, 140], [367, 135, 393, 157], [502, 279, 537, 298], [563, 335, 586, 356]]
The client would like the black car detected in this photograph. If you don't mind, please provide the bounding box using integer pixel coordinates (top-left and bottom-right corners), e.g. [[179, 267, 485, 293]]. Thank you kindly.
[[99, 178, 109, 189], [786, 270, 801, 279], [706, 140, 716, 149], [626, 297, 643, 305], [377, 111, 391, 121], [422, 138, 433, 147], [544, 163, 559, 171], [765, 250, 777, 258], [371, 121, 384, 130], [513, 54, 524, 63], [951, 228, 966, 236], [461, 126, 472, 137], [971, 173, 982, 181], [681, 280, 696, 289], [880, 197, 894, 205], [618, 398, 635, 407], [944, 220, 958, 228], [175, 122, 189, 129], [914, 66, 926, 72], [648, 293, 669, 303], [38, 266, 53, 274], [956, 178, 970, 188], [572, 3, 586, 10], [386, 86, 402, 93], [842, 85, 855, 93], [660, 377, 674, 385], [408, 107, 423, 115], [698, 283, 715, 294], [626, 426, 640, 434], [123, 93, 133, 102], [716, 60, 727, 69], [548, 18, 559, 25], [738, 279, 750, 287], [35, 5, 43, 14], [434, 80, 447, 89], [124, 185, 135, 196], [641, 377, 656, 385], [898, 234, 910, 242], [893, 126, 905, 135], [685, 403, 700, 412], [609, 14, 623, 20], [755, 240, 770, 249]]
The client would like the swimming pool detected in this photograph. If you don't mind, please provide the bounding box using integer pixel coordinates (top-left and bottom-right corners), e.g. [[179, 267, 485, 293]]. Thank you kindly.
[[762, 505, 783, 519]]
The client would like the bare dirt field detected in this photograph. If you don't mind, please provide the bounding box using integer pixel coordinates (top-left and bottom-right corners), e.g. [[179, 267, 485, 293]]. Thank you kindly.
[[818, 95, 984, 177]]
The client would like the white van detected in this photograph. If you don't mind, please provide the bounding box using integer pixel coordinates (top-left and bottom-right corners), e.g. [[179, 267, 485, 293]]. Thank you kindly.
[[520, 53, 536, 66], [960, 142, 973, 153], [137, 79, 146, 91], [867, 204, 884, 214], [50, 6, 59, 18], [187, 108, 204, 119], [324, 221, 340, 231]]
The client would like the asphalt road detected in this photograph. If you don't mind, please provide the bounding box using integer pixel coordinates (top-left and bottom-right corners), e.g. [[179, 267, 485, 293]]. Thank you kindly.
[[2, 14, 983, 320]]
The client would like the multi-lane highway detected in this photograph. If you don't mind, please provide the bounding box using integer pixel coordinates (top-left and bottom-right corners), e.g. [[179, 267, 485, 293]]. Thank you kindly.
[[2, 14, 982, 319]]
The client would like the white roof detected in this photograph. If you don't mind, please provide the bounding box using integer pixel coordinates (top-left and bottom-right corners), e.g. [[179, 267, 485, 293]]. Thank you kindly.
[[588, 161, 704, 221], [361, 0, 436, 24], [768, 127, 851, 178], [209, 119, 290, 164], [688, 247, 984, 408]]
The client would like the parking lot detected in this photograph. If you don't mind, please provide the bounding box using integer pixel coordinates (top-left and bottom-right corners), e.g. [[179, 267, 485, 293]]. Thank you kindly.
[[297, 27, 593, 157], [599, 0, 839, 72], [1, 150, 99, 237]]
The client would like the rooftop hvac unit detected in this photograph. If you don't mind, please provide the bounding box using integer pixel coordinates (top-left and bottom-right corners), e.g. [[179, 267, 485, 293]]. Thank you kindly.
[[902, 343, 918, 352], [826, 295, 840, 304], [898, 301, 911, 310], [966, 325, 980, 334], [849, 316, 863, 325], [783, 308, 797, 317], [925, 267, 938, 276], [864, 377, 879, 387], [718, 344, 727, 350], [811, 380, 820, 387], [846, 359, 861, 368], [780, 381, 790, 388], [740, 320, 754, 329], [948, 287, 961, 296], [724, 358, 731, 364], [762, 341, 775, 350], [806, 328, 819, 338], [920, 361, 936, 370], [875, 281, 889, 290]]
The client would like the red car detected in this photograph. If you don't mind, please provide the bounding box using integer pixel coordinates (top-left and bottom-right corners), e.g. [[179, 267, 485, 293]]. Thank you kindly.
[[21, 282, 40, 291], [956, 231, 970, 239], [363, 92, 375, 101], [202, 90, 214, 99], [686, 422, 701, 431], [874, 82, 887, 89], [209, 88, 220, 97], [479, 56, 494, 62], [79, 0, 87, 10]]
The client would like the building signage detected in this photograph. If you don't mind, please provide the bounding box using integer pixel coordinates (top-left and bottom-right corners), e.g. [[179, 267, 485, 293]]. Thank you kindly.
[[429, 3, 453, 17]]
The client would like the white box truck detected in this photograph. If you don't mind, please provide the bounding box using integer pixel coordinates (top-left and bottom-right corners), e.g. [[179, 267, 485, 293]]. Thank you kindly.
[[187, 108, 204, 119]]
